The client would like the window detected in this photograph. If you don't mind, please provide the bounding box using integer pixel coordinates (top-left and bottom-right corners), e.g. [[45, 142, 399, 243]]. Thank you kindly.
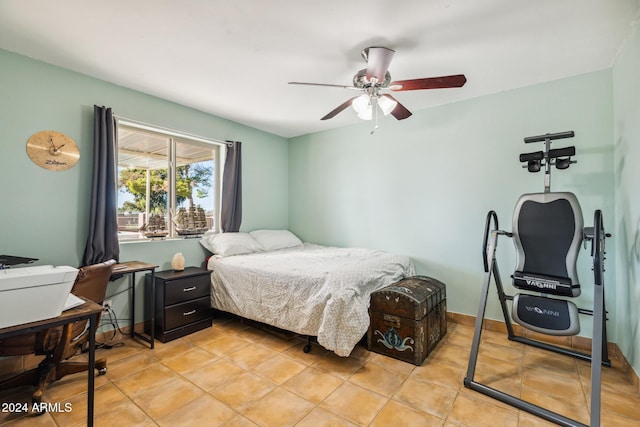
[[116, 120, 222, 241]]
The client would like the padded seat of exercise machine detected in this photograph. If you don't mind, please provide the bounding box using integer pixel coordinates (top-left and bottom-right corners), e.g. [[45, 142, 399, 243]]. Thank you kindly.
[[511, 192, 583, 336], [512, 192, 583, 298]]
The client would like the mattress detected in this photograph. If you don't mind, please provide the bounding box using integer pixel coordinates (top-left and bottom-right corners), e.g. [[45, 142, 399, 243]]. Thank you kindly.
[[207, 243, 415, 356]]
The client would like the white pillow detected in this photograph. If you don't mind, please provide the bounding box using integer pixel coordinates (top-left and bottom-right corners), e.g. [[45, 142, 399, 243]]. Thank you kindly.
[[199, 233, 218, 253], [200, 232, 263, 257], [249, 230, 303, 251]]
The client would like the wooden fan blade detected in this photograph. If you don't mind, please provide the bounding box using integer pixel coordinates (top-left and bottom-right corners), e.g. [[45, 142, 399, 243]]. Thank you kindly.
[[321, 96, 359, 120], [381, 94, 412, 120], [365, 47, 395, 82], [389, 74, 467, 91], [289, 82, 359, 90]]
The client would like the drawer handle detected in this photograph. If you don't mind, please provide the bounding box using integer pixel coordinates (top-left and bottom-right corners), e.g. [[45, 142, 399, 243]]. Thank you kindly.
[[183, 310, 197, 316], [182, 286, 197, 292]]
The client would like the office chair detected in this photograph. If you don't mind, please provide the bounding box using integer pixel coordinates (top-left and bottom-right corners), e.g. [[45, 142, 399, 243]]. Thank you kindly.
[[0, 259, 115, 405]]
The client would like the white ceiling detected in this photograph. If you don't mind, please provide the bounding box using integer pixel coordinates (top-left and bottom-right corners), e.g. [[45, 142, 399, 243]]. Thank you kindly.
[[1, 1, 638, 138]]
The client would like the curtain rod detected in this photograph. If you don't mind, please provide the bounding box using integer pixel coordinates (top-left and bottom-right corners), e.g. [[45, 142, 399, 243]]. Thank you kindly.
[[113, 114, 228, 146]]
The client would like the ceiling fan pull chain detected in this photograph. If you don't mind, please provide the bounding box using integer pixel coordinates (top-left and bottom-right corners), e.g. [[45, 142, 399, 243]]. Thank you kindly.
[[371, 96, 379, 134]]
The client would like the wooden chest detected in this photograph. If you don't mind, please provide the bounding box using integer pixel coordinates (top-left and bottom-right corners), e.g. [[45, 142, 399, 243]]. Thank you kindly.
[[368, 276, 447, 365]]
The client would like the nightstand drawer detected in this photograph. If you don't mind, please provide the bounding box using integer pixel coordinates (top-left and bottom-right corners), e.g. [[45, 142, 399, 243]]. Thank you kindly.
[[164, 274, 210, 306], [164, 296, 211, 331]]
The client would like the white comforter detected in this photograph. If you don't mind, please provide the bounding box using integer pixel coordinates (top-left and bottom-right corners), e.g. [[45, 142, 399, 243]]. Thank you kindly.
[[207, 244, 415, 356]]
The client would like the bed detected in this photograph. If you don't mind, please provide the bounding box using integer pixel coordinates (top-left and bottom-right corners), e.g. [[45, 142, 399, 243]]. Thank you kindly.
[[200, 230, 415, 357]]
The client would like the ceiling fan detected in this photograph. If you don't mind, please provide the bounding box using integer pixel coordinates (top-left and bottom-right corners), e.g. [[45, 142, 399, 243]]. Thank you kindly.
[[289, 47, 467, 126]]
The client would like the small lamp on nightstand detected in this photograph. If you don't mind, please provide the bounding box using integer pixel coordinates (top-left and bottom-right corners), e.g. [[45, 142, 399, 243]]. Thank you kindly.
[[171, 253, 185, 271]]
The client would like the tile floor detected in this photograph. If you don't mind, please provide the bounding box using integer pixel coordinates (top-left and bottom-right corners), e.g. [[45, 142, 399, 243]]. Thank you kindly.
[[1, 317, 639, 426]]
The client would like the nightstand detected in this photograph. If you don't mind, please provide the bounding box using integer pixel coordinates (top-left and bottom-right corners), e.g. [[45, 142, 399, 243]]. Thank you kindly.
[[145, 267, 213, 342]]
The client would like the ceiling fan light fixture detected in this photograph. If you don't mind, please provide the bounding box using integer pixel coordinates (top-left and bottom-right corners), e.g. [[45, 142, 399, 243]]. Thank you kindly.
[[352, 93, 396, 121], [378, 95, 397, 116], [352, 94, 371, 115], [357, 109, 373, 121]]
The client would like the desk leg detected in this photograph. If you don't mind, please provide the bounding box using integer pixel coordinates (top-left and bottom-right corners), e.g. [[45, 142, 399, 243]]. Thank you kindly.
[[87, 312, 97, 427], [130, 273, 136, 339], [149, 269, 155, 349], [130, 269, 155, 349]]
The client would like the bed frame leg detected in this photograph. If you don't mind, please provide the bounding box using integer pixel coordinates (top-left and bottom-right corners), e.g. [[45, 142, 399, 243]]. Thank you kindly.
[[303, 336, 312, 353]]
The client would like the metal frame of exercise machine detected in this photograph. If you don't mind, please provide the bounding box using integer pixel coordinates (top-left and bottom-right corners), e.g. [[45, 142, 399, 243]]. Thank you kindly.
[[464, 131, 610, 427]]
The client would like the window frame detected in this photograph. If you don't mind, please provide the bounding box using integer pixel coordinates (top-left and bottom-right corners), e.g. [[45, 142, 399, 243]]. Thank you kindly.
[[115, 118, 224, 242]]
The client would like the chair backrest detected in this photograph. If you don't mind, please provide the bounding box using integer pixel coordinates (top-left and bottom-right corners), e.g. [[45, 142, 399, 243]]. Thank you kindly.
[[61, 259, 116, 345], [71, 259, 116, 304], [512, 192, 583, 297], [40, 259, 116, 354]]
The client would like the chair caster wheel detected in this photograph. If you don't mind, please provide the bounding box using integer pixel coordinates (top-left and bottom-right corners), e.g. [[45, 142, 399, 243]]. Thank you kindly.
[[98, 367, 107, 375], [303, 344, 311, 353]]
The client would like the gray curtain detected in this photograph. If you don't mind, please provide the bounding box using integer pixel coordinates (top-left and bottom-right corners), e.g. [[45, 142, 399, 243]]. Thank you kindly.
[[82, 105, 120, 265], [221, 141, 242, 232]]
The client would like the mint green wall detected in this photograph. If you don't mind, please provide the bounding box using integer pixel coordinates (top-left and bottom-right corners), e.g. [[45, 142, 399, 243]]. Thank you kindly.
[[0, 49, 289, 326], [613, 21, 640, 377], [289, 70, 616, 344]]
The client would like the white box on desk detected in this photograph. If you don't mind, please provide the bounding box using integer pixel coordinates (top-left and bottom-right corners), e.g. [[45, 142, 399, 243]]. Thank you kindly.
[[0, 265, 79, 329]]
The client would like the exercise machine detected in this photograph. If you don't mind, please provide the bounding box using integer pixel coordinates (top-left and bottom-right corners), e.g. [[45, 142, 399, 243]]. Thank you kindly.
[[464, 131, 610, 427]]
